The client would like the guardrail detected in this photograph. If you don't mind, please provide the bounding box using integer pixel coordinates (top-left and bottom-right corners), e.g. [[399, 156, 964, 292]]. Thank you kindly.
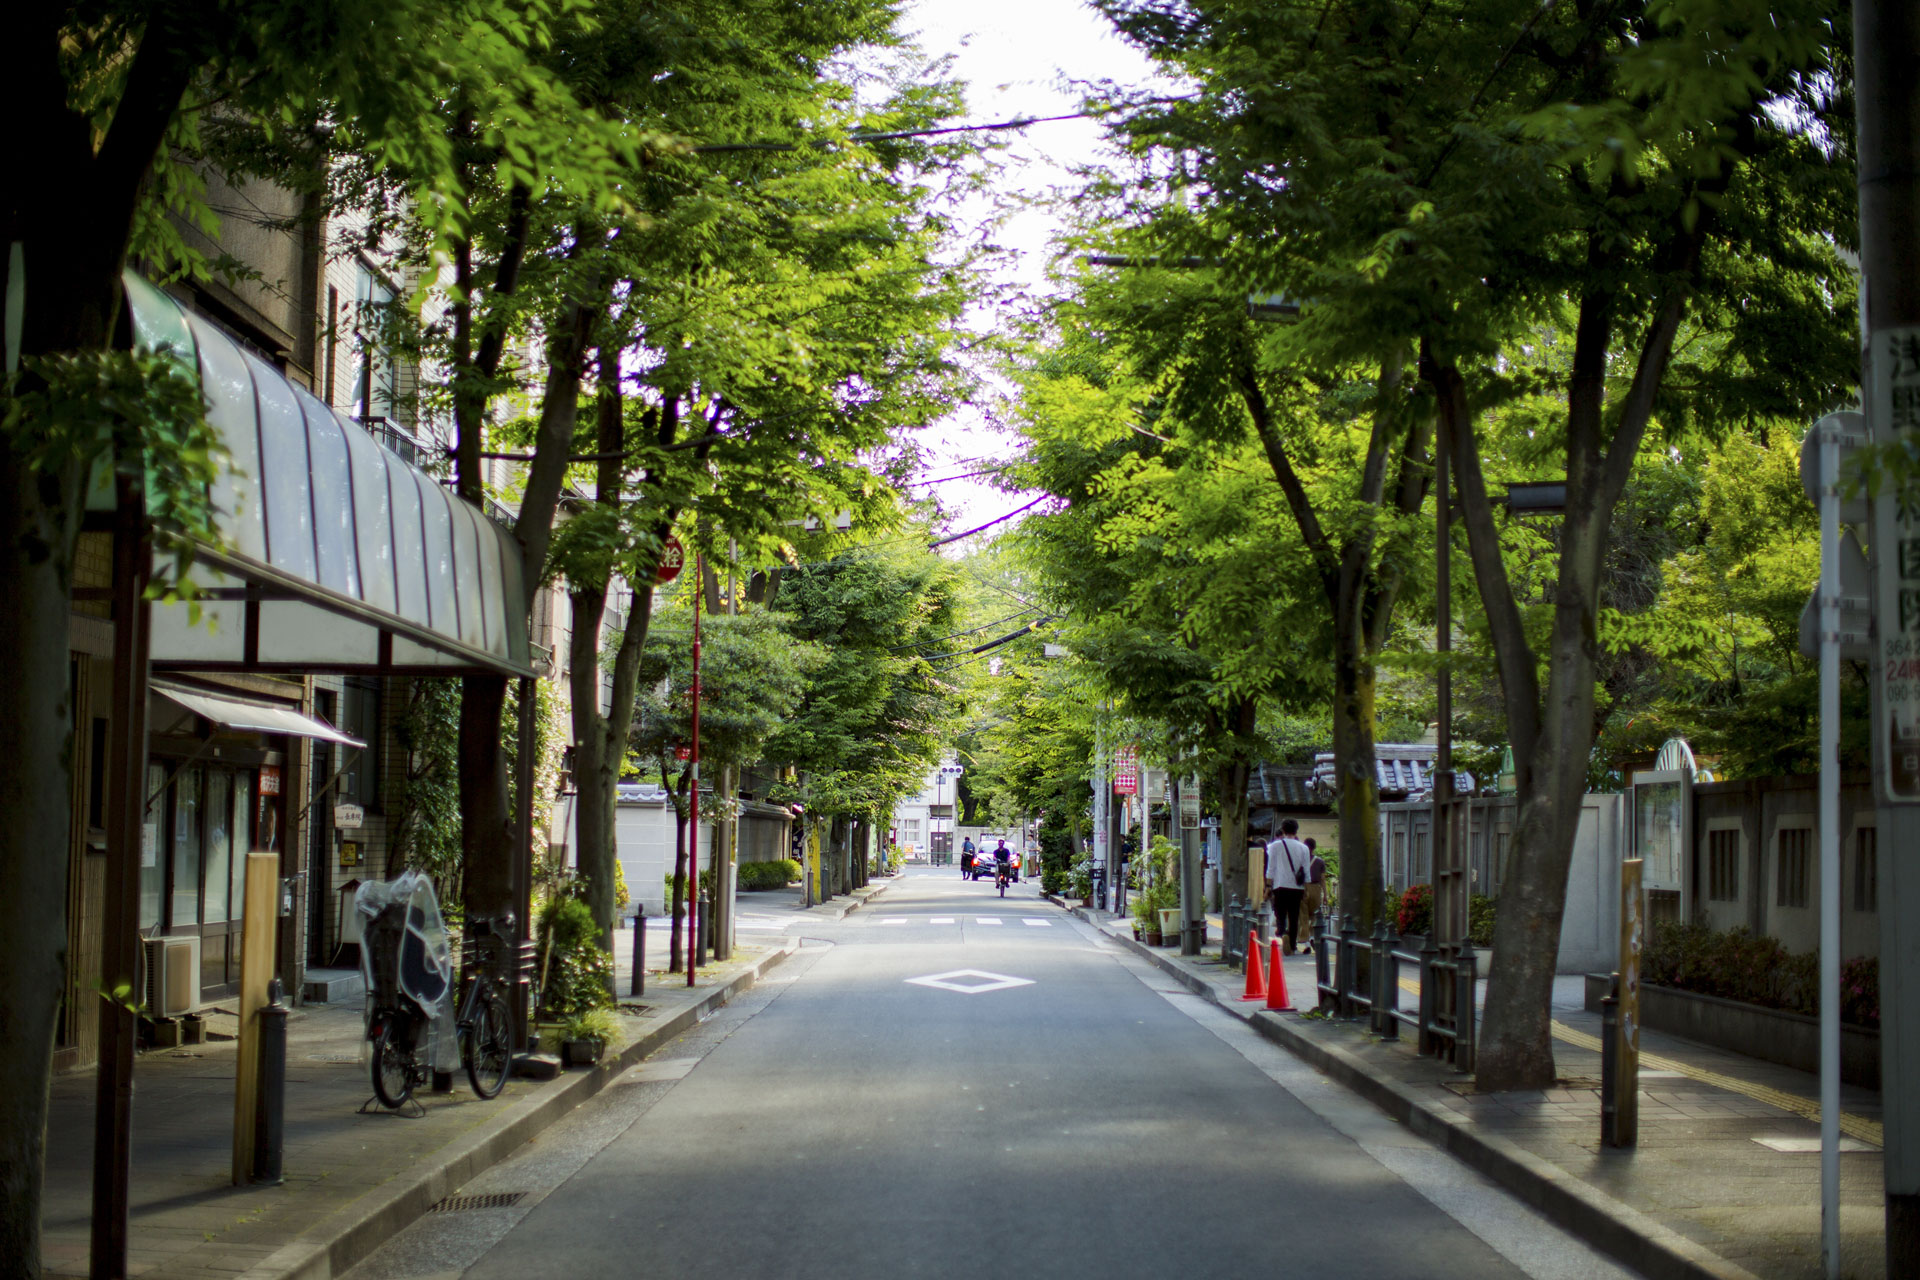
[[1309, 911, 1477, 1072], [1221, 893, 1274, 967]]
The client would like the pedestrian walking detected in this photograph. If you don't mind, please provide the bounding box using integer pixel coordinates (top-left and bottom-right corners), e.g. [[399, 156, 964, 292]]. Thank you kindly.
[[960, 836, 975, 878], [1265, 819, 1311, 952], [1300, 837, 1327, 952]]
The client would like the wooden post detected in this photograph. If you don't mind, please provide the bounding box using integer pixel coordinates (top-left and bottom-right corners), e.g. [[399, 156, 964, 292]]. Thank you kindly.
[[232, 853, 280, 1183]]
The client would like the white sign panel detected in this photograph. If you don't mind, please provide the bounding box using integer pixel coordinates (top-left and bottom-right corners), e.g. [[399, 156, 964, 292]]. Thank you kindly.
[[1871, 324, 1920, 801], [332, 802, 365, 830]]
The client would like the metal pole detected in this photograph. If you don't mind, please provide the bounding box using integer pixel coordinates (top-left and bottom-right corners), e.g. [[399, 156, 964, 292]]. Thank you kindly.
[[1857, 0, 1920, 1262], [1819, 419, 1842, 1278], [631, 906, 645, 997], [253, 979, 287, 1184], [688, 553, 701, 987], [92, 473, 152, 1280]]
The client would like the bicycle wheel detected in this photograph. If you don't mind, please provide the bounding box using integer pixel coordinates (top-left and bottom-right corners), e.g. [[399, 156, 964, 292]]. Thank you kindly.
[[465, 987, 513, 1099], [371, 1019, 413, 1109]]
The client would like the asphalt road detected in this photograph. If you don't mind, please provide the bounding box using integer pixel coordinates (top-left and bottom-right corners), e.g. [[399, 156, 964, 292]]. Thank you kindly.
[[344, 868, 1643, 1280]]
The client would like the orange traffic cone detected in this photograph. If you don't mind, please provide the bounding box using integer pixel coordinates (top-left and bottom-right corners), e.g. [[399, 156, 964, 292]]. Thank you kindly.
[[1266, 939, 1294, 1011], [1240, 929, 1267, 1001]]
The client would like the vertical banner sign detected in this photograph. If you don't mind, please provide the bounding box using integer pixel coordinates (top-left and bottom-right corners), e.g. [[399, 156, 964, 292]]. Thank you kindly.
[[1615, 858, 1645, 1147], [1113, 746, 1139, 796], [1872, 325, 1920, 802]]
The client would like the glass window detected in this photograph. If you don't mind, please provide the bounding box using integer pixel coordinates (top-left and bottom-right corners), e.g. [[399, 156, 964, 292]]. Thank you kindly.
[[140, 763, 165, 930], [232, 772, 254, 914], [204, 770, 233, 923], [171, 765, 204, 926]]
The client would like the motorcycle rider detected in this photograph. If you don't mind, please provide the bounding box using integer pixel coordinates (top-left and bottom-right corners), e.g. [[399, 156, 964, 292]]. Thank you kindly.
[[992, 838, 1013, 885]]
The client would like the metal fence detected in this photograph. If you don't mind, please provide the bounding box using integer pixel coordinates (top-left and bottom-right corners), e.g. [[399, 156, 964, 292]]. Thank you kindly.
[[1308, 911, 1478, 1072]]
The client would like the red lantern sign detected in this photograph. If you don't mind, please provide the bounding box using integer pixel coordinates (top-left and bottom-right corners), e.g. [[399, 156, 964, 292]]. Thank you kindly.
[[653, 535, 686, 585]]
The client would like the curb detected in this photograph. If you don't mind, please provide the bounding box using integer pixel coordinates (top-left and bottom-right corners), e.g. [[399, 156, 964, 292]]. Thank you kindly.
[[244, 941, 799, 1280], [1055, 901, 1760, 1280]]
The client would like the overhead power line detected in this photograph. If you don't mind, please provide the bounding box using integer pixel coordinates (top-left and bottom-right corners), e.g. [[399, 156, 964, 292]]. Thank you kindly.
[[929, 496, 1047, 549], [693, 96, 1196, 154]]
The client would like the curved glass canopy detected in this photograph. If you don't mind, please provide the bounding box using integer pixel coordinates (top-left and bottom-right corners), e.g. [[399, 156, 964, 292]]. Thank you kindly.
[[119, 273, 532, 677]]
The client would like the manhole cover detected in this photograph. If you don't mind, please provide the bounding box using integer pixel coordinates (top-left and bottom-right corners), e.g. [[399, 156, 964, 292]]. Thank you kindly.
[[428, 1192, 526, 1213]]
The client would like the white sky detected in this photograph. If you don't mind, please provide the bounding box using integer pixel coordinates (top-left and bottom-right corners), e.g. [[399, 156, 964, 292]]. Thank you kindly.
[[897, 0, 1162, 541]]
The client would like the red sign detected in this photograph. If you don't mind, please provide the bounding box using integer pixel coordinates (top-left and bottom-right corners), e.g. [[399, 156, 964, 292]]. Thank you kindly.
[[653, 535, 686, 586], [259, 765, 282, 796], [674, 745, 692, 762], [1113, 747, 1138, 796]]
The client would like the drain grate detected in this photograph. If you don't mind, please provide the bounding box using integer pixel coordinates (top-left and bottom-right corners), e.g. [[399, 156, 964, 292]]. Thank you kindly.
[[428, 1192, 526, 1213]]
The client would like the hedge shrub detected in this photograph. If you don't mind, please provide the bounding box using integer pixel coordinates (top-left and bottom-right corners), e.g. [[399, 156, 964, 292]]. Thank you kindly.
[[737, 858, 801, 891], [1643, 921, 1879, 1029]]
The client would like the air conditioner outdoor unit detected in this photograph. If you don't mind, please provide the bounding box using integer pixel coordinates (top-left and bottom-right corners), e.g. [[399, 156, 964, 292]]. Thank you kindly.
[[141, 935, 201, 1018]]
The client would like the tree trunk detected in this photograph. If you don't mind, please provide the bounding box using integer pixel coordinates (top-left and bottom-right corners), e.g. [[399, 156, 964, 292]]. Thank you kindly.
[[1329, 628, 1384, 928], [1214, 697, 1256, 908]]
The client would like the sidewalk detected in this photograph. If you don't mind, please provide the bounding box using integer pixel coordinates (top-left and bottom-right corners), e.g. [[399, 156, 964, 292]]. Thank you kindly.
[[1059, 899, 1884, 1280], [40, 875, 897, 1280]]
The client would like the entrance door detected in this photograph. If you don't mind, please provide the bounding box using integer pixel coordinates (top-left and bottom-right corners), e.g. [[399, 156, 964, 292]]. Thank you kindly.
[[307, 741, 333, 967]]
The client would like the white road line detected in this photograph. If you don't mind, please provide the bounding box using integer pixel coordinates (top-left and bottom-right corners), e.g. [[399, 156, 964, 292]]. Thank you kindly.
[[877, 918, 909, 925], [1022, 919, 1052, 927], [974, 917, 1002, 925], [929, 917, 955, 924]]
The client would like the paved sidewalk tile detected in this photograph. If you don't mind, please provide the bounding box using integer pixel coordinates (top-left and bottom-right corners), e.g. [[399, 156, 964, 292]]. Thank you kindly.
[[40, 927, 813, 1280], [1062, 902, 1885, 1280]]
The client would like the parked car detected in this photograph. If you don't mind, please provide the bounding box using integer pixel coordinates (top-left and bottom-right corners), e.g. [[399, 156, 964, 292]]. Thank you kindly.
[[971, 851, 1021, 882]]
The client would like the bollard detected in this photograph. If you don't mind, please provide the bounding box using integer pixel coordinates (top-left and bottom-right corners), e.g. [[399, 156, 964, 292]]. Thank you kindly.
[[253, 978, 287, 1185], [1456, 939, 1479, 1071], [1370, 919, 1391, 1034], [1336, 914, 1359, 1018], [1310, 911, 1331, 1011], [1417, 935, 1440, 1055], [1600, 972, 1622, 1146], [631, 906, 646, 997]]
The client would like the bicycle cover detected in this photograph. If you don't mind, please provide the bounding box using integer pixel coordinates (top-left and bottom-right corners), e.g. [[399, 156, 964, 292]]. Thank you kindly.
[[355, 872, 453, 1017]]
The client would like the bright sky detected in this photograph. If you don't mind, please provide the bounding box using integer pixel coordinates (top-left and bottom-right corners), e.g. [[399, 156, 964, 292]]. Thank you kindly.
[[899, 0, 1162, 542]]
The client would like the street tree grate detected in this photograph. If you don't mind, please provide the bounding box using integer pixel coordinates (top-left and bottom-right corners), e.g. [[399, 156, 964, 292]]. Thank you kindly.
[[428, 1192, 526, 1213]]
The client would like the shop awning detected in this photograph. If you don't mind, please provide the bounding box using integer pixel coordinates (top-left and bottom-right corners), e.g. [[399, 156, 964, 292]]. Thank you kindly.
[[115, 274, 533, 678], [154, 681, 366, 748]]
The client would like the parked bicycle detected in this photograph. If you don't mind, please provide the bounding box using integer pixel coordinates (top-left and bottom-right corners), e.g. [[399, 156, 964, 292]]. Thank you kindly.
[[358, 873, 516, 1109]]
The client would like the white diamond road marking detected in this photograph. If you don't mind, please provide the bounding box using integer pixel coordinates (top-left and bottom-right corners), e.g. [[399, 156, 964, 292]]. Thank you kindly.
[[974, 917, 1002, 925], [905, 969, 1035, 995], [929, 917, 955, 924], [1022, 919, 1052, 927]]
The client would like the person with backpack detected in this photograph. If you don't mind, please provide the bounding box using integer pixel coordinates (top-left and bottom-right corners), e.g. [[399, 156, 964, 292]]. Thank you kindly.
[[1265, 819, 1312, 952]]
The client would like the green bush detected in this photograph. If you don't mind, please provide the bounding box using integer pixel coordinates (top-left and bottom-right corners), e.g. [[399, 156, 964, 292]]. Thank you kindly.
[[1643, 921, 1879, 1029], [536, 892, 613, 1020], [737, 859, 801, 891], [664, 867, 716, 898], [1468, 894, 1496, 947], [1041, 867, 1068, 895]]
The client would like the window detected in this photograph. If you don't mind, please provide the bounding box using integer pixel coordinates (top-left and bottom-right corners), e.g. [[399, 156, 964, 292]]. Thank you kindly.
[[1707, 827, 1740, 902], [1776, 826, 1811, 909], [1855, 826, 1879, 913], [349, 262, 399, 423], [340, 679, 382, 807], [902, 819, 921, 841]]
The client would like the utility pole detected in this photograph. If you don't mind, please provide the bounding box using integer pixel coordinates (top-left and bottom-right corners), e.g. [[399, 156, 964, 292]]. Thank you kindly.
[[1855, 2, 1920, 1268]]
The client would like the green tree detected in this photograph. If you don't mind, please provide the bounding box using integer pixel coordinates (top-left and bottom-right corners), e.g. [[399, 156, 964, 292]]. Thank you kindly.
[[0, 3, 623, 1262], [1095, 0, 1855, 1090]]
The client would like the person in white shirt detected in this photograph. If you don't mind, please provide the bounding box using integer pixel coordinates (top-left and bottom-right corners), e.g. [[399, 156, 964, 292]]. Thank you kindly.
[[1265, 819, 1311, 952]]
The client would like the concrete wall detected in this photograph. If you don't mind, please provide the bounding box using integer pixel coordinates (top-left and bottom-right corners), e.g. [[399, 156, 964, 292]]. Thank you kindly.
[[615, 801, 713, 916]]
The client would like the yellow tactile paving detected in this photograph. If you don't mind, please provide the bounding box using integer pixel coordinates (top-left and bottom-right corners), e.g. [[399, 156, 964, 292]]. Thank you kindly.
[[1390, 976, 1883, 1147]]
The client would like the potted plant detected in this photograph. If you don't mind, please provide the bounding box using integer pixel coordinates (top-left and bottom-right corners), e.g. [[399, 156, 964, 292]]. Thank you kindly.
[[1132, 894, 1156, 944], [552, 1007, 619, 1067]]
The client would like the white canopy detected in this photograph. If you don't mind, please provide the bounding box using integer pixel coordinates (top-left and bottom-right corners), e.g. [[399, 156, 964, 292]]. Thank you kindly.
[[153, 680, 365, 749], [119, 274, 532, 678]]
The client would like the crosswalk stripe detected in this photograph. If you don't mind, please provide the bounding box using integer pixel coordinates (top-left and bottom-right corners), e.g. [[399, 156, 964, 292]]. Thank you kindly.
[[1023, 919, 1051, 927], [975, 917, 1002, 925], [930, 917, 955, 924]]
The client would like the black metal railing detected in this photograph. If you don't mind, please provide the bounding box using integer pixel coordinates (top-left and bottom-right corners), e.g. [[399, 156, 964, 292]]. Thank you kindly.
[[1309, 911, 1477, 1072]]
